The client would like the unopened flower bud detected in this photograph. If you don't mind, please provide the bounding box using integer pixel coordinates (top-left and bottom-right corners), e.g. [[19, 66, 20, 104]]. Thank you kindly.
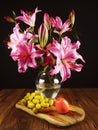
[[69, 10, 75, 28], [38, 23, 48, 48], [44, 13, 51, 30]]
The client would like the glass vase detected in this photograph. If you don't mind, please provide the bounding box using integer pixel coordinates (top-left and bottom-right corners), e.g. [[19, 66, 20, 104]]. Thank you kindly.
[[35, 71, 61, 99]]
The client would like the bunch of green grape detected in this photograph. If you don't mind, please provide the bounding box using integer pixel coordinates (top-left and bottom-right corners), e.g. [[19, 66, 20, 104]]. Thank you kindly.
[[20, 90, 55, 113]]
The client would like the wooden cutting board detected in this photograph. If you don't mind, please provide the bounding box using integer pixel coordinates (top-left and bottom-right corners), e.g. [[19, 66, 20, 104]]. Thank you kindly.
[[16, 101, 85, 127]]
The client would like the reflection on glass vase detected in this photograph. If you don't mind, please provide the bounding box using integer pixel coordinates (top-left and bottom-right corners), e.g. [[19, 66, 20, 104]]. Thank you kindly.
[[35, 71, 61, 99]]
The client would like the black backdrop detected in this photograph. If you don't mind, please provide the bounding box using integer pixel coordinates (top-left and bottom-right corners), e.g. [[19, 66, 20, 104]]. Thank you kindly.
[[0, 0, 98, 89]]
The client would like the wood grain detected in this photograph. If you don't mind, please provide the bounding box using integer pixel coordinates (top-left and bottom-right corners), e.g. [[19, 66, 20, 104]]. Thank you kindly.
[[0, 88, 98, 130]]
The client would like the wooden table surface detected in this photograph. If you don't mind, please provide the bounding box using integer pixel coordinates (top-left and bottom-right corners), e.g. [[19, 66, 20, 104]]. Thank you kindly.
[[0, 88, 98, 130]]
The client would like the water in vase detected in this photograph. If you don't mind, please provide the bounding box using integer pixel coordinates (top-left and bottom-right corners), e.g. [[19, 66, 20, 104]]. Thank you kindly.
[[36, 84, 61, 99]]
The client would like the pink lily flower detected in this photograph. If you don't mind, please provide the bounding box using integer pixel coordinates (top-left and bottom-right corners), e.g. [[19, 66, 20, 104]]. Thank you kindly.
[[50, 16, 71, 35], [7, 24, 38, 51], [7, 24, 27, 51], [48, 37, 85, 82], [10, 43, 44, 73], [15, 7, 41, 27]]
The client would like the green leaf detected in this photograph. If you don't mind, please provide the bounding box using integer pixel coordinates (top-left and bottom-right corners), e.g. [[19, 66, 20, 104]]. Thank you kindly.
[[31, 38, 38, 43]]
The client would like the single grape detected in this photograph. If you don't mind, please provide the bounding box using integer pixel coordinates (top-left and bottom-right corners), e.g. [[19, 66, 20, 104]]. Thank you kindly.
[[32, 107, 38, 113], [35, 90, 41, 95], [49, 99, 54, 106], [32, 99, 39, 104], [27, 101, 35, 108], [44, 98, 49, 103], [36, 104, 41, 109], [29, 95, 34, 100], [34, 95, 41, 100], [45, 103, 49, 107], [31, 92, 35, 97], [41, 102, 46, 107], [26, 92, 31, 97]]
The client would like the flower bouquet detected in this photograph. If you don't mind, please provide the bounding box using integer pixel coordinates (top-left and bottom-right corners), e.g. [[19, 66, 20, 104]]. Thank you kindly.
[[4, 7, 85, 98]]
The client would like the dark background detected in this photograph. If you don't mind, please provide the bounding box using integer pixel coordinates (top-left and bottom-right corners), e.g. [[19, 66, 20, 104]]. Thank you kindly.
[[0, 0, 97, 89]]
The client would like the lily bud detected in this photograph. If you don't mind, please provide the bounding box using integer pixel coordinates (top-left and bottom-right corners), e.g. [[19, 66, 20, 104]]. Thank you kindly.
[[4, 16, 16, 23], [44, 13, 51, 30], [38, 23, 48, 48], [69, 10, 75, 28]]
